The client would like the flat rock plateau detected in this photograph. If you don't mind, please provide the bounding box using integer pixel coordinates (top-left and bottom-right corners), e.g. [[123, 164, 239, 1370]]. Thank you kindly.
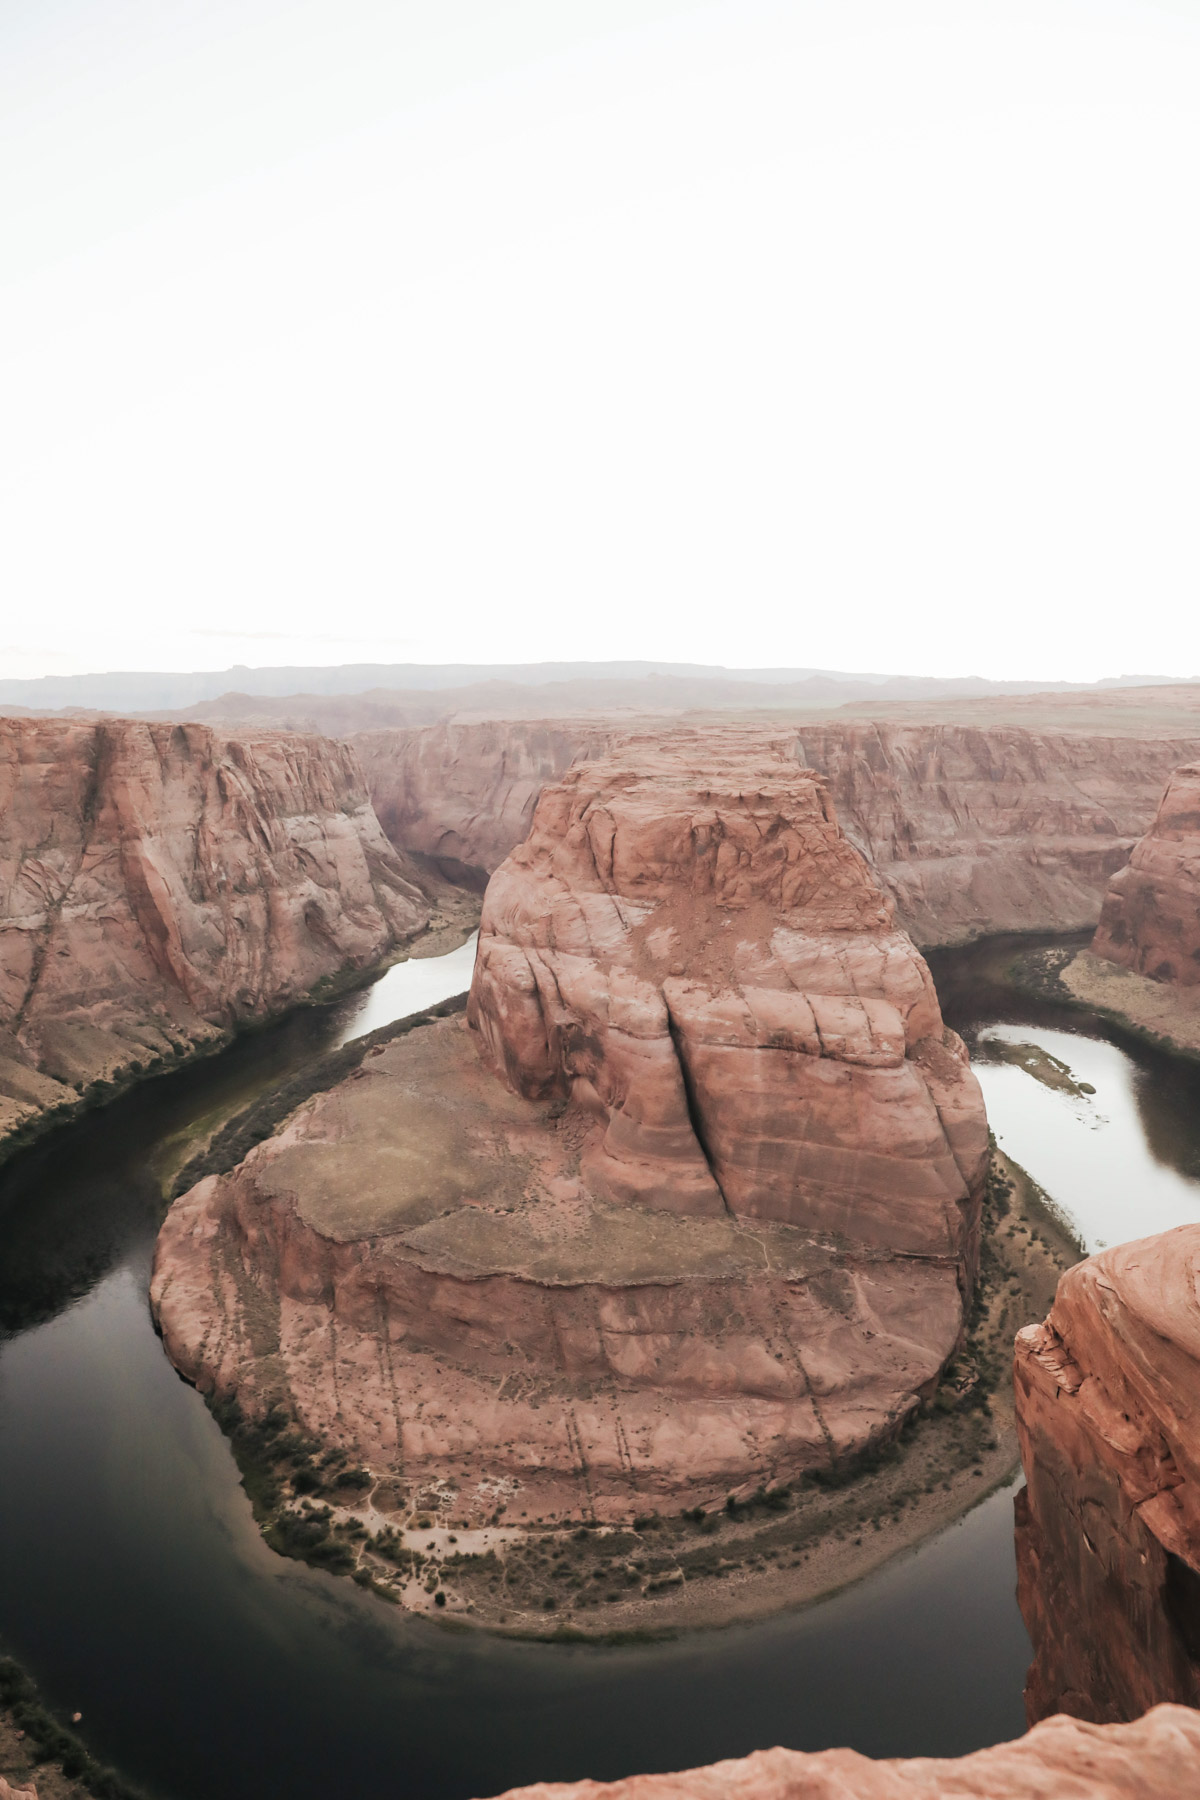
[[151, 726, 997, 1618], [481, 1705, 1200, 1799], [0, 716, 429, 1156]]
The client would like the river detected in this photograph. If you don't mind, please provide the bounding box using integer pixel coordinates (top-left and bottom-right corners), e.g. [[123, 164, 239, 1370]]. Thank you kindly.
[[2, 932, 1198, 1799]]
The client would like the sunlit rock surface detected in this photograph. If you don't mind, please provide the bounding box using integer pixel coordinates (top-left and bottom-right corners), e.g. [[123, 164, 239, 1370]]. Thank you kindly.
[[480, 1705, 1200, 1799]]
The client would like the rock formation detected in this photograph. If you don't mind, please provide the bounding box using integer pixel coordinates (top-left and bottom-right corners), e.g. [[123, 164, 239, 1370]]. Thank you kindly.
[[478, 1704, 1200, 1799], [795, 723, 1200, 947], [356, 719, 1200, 947], [153, 728, 986, 1530], [1014, 1226, 1200, 1723], [0, 716, 428, 1149], [356, 721, 619, 885], [1092, 764, 1200, 985]]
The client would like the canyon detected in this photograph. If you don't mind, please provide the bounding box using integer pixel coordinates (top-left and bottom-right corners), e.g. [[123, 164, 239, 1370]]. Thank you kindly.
[[0, 717, 430, 1156], [352, 716, 1200, 947], [482, 1705, 1200, 1799], [150, 726, 989, 1600]]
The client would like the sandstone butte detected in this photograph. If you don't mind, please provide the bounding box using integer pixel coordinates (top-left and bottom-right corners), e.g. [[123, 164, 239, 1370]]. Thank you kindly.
[[478, 1705, 1200, 1800], [1092, 762, 1200, 986], [1015, 1225, 1200, 1724], [0, 715, 429, 1151], [152, 727, 987, 1526], [354, 719, 1200, 947]]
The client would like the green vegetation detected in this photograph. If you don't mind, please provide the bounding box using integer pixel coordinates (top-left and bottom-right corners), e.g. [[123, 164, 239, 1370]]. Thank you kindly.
[[0, 1658, 145, 1800]]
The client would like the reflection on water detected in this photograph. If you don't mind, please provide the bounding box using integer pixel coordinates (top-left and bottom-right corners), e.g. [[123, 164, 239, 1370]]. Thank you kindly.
[[975, 1025, 1200, 1253], [5, 931, 1200, 1798], [335, 933, 478, 1045]]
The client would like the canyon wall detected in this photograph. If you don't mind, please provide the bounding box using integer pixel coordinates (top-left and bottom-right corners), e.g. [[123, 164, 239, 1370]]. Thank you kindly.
[[1014, 1225, 1200, 1723], [0, 717, 429, 1147], [795, 723, 1200, 947], [152, 728, 986, 1538], [355, 721, 620, 884], [1092, 764, 1200, 985], [357, 719, 1200, 947], [480, 1705, 1200, 1799]]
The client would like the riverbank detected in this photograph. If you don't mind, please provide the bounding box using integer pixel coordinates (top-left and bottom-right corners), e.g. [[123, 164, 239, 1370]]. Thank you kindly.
[[1007, 943, 1200, 1061], [0, 1660, 139, 1800], [215, 1143, 1079, 1641], [0, 882, 480, 1184]]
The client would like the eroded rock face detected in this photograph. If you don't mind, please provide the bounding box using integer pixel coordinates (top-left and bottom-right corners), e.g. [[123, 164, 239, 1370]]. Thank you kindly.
[[796, 723, 1200, 947], [1014, 1226, 1200, 1723], [1092, 764, 1200, 986], [469, 729, 986, 1264], [153, 729, 985, 1527], [357, 718, 1200, 947], [0, 716, 428, 1145], [478, 1705, 1200, 1799], [356, 721, 619, 885]]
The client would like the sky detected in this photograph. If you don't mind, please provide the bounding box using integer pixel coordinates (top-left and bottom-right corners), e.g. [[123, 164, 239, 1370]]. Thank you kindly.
[[3, 0, 1200, 684]]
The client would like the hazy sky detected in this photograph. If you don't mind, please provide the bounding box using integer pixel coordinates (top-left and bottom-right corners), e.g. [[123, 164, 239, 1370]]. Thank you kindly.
[[4, 0, 1199, 683]]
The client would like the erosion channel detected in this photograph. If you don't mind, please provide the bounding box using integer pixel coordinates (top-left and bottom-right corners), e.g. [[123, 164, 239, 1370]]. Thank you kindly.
[[3, 933, 1200, 1800]]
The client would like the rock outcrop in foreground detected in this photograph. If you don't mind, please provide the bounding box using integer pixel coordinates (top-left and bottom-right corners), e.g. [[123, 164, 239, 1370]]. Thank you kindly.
[[153, 729, 986, 1530], [481, 1705, 1200, 1799], [0, 717, 428, 1147], [1015, 1226, 1200, 1723], [1092, 763, 1200, 985]]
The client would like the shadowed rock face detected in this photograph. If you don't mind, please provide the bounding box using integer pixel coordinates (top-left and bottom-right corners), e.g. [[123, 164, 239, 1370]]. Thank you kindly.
[[479, 1705, 1200, 1799], [356, 721, 621, 885], [0, 716, 428, 1145], [1093, 764, 1200, 986], [1015, 1227, 1200, 1724], [153, 729, 986, 1525]]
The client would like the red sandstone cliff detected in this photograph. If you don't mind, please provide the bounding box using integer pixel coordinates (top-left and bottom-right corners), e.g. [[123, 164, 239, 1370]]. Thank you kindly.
[[357, 719, 1200, 947], [1014, 1226, 1200, 1723], [355, 721, 620, 883], [152, 729, 985, 1535], [479, 1705, 1200, 1799], [1092, 764, 1200, 985], [0, 717, 428, 1146], [795, 723, 1200, 947]]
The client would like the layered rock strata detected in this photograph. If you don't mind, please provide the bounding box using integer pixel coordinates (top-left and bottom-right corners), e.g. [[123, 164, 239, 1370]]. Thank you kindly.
[[0, 717, 428, 1147], [357, 719, 1200, 946], [481, 1705, 1200, 1799], [1092, 764, 1200, 985], [795, 723, 1200, 946], [356, 721, 619, 885], [1015, 1226, 1200, 1723], [153, 729, 986, 1525]]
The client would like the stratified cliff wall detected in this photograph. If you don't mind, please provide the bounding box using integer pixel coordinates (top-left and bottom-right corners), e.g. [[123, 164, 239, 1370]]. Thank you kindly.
[[1092, 764, 1200, 985], [479, 1706, 1200, 1800], [1014, 1226, 1200, 1724], [796, 724, 1200, 946], [357, 719, 1200, 946], [0, 717, 428, 1145], [356, 721, 620, 884]]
